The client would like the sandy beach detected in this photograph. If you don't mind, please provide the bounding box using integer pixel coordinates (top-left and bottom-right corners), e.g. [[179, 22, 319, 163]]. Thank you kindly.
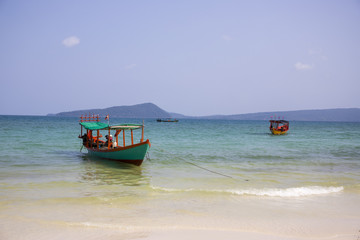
[[1, 191, 359, 240]]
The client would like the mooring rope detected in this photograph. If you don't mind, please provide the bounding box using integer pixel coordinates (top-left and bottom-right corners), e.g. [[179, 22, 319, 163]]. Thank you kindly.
[[146, 152, 151, 162], [155, 146, 246, 180], [183, 160, 234, 179]]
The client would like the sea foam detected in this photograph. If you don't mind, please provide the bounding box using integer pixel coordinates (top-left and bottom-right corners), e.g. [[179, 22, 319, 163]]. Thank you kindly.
[[151, 185, 344, 197], [226, 186, 344, 197]]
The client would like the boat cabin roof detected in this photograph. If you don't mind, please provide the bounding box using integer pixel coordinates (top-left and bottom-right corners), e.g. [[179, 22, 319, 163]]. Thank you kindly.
[[269, 120, 289, 124], [80, 122, 109, 130], [109, 124, 142, 130], [80, 122, 142, 131]]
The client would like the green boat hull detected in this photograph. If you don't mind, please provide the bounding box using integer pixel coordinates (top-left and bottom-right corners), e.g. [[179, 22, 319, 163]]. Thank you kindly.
[[85, 140, 150, 166]]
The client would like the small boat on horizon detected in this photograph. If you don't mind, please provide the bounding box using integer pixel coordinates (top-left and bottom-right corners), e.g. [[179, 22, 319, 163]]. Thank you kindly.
[[269, 119, 289, 135], [156, 118, 179, 122], [78, 114, 151, 166]]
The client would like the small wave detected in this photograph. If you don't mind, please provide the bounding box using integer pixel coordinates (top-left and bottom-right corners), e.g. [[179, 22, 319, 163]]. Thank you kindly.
[[151, 185, 344, 197], [226, 186, 344, 197]]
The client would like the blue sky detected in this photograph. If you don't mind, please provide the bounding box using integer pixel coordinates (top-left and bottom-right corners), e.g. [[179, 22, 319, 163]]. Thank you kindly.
[[1, 0, 359, 116]]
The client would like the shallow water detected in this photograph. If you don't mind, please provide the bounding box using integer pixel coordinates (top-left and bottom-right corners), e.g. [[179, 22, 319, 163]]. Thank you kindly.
[[1, 116, 360, 239]]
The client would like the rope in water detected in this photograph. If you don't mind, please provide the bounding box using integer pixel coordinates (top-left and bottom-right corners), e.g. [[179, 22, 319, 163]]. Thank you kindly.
[[183, 160, 234, 179], [78, 142, 248, 181], [155, 146, 244, 180]]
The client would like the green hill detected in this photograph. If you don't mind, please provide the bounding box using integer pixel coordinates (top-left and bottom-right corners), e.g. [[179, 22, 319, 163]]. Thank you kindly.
[[53, 103, 171, 118]]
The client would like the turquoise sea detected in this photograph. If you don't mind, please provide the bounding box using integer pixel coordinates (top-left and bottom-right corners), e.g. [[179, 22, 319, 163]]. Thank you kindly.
[[1, 115, 360, 239]]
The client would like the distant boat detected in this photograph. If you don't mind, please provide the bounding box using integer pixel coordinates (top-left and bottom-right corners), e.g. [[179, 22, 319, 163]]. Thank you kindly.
[[269, 120, 289, 135], [78, 114, 150, 166], [156, 118, 179, 122]]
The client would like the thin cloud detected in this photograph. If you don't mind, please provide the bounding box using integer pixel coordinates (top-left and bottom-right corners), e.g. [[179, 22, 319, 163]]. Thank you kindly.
[[295, 62, 313, 70], [62, 36, 80, 47], [221, 35, 233, 41], [124, 64, 136, 69], [309, 49, 328, 61], [308, 49, 321, 55]]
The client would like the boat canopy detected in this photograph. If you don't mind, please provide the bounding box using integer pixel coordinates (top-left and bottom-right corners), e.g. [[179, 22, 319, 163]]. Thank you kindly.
[[80, 122, 109, 130], [269, 120, 289, 124], [80, 122, 143, 131], [109, 124, 142, 130]]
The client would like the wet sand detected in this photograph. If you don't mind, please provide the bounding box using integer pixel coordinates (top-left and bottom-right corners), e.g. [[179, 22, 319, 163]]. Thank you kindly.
[[1, 193, 359, 240]]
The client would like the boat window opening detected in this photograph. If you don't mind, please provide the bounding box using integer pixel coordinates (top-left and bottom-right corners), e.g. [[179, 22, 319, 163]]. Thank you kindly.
[[123, 129, 126, 147], [97, 130, 100, 149], [83, 128, 144, 149], [79, 118, 146, 150]]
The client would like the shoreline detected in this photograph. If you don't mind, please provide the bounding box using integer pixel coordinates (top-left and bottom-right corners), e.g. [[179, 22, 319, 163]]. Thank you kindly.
[[1, 219, 357, 240], [1, 193, 360, 240]]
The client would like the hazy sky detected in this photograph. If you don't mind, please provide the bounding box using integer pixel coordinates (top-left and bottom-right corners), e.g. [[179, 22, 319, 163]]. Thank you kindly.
[[1, 0, 359, 116]]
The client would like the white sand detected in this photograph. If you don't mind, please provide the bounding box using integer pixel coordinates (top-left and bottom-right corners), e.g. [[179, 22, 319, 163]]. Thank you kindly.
[[1, 193, 359, 240]]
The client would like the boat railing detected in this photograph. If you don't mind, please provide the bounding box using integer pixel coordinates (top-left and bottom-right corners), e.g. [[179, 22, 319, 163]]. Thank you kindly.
[[79, 115, 146, 150], [80, 113, 100, 122]]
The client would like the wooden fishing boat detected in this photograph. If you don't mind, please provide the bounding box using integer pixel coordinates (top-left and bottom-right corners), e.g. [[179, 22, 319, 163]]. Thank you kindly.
[[78, 114, 150, 166], [269, 119, 289, 135], [156, 118, 179, 122]]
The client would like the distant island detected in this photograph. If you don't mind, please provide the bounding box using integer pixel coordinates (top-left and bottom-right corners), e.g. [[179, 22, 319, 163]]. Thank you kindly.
[[200, 108, 360, 122], [49, 103, 171, 119], [48, 103, 360, 122]]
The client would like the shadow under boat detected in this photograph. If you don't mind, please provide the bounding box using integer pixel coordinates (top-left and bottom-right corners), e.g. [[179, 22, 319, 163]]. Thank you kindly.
[[79, 154, 149, 186]]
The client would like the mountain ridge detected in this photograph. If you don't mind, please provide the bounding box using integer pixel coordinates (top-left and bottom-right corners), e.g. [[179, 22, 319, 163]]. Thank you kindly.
[[49, 103, 360, 122], [51, 103, 171, 118], [197, 108, 360, 122]]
